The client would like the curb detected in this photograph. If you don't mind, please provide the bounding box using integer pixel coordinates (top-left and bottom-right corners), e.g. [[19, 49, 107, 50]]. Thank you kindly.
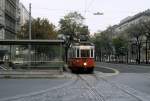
[[0, 70, 63, 79], [95, 66, 120, 77]]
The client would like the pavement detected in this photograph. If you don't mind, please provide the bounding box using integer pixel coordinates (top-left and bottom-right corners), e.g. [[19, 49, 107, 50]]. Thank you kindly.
[[0, 70, 63, 78], [106, 73, 150, 95], [0, 79, 72, 100], [96, 62, 150, 73], [96, 62, 150, 96], [0, 73, 150, 101], [0, 62, 150, 101]]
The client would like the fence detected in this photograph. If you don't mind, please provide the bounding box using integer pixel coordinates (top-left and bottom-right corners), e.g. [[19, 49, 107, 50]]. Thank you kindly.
[[0, 40, 65, 70], [95, 41, 150, 64]]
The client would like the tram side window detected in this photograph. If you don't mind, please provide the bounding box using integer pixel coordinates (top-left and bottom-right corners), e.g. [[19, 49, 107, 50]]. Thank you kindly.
[[77, 49, 80, 58], [81, 50, 90, 57], [72, 49, 76, 58], [91, 49, 94, 58]]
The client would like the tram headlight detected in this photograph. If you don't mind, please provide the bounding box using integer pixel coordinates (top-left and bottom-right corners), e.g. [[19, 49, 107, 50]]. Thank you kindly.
[[83, 62, 87, 66]]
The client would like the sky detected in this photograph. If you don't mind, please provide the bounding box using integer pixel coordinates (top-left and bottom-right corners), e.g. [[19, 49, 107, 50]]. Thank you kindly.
[[20, 0, 150, 34]]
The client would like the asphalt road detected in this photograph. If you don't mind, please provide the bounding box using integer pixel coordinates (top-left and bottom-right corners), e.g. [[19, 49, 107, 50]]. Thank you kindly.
[[96, 62, 150, 73], [0, 62, 150, 100], [107, 73, 150, 95], [0, 79, 70, 99], [96, 62, 150, 95], [0, 74, 150, 101]]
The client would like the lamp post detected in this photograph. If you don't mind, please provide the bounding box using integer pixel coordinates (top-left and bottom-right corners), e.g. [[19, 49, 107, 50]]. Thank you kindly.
[[145, 33, 150, 64], [28, 3, 32, 68]]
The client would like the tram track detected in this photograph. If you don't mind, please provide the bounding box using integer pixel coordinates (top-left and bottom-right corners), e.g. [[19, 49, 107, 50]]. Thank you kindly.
[[77, 72, 149, 101], [77, 74, 106, 101], [94, 72, 147, 101], [1, 72, 149, 101]]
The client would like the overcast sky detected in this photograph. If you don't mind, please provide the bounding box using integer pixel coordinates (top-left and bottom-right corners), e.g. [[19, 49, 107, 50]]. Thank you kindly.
[[20, 0, 150, 33]]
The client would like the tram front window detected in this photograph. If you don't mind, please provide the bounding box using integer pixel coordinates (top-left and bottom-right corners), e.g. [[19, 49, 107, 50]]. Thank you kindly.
[[81, 50, 90, 57]]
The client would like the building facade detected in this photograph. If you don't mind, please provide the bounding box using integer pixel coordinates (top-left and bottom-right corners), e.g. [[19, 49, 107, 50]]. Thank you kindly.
[[113, 9, 150, 63], [114, 9, 150, 34], [17, 2, 33, 39], [0, 0, 19, 40], [18, 2, 29, 27]]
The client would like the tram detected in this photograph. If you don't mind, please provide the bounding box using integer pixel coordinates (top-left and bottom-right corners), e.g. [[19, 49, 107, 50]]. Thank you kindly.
[[68, 42, 95, 73]]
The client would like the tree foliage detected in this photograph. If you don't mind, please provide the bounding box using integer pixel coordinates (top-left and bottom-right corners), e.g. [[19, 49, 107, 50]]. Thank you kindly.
[[126, 23, 144, 42], [93, 18, 150, 63], [58, 12, 89, 41], [17, 18, 57, 39], [141, 20, 150, 39], [93, 31, 113, 61], [125, 22, 145, 64], [112, 36, 128, 57]]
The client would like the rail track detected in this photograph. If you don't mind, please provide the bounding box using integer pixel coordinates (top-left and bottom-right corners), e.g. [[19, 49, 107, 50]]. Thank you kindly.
[[80, 72, 146, 101], [1, 72, 149, 101], [77, 74, 106, 101], [99, 76, 145, 101]]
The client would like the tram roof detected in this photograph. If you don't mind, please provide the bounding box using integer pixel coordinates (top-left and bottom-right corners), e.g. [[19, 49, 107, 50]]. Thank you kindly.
[[72, 41, 94, 46], [0, 40, 64, 45]]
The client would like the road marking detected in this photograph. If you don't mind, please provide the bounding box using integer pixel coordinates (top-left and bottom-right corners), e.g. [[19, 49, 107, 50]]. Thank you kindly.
[[0, 66, 7, 70], [95, 66, 120, 77]]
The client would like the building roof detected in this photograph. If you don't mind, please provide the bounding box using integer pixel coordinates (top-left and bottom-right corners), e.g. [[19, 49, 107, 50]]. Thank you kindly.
[[72, 41, 94, 46], [0, 40, 64, 45], [119, 9, 150, 26]]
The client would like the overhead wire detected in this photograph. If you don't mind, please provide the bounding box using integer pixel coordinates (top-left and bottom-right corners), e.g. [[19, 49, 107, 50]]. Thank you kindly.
[[84, 0, 88, 17], [87, 0, 95, 11]]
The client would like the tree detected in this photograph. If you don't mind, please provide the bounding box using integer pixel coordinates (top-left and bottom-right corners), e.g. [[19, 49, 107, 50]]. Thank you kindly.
[[141, 20, 150, 64], [126, 23, 145, 64], [141, 20, 150, 38], [58, 12, 89, 62], [112, 36, 128, 62], [58, 12, 89, 41], [17, 18, 58, 60], [18, 18, 57, 39], [93, 31, 113, 62]]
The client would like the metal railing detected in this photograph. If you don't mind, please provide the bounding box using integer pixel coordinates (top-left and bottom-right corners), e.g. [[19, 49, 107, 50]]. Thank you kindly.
[[0, 40, 65, 70]]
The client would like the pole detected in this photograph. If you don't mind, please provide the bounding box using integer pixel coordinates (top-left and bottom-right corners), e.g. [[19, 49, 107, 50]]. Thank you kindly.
[[146, 39, 148, 64], [29, 3, 32, 40], [28, 3, 32, 68]]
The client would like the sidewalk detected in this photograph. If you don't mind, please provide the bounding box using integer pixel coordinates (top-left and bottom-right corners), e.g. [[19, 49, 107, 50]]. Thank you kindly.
[[0, 70, 64, 78], [99, 61, 150, 66]]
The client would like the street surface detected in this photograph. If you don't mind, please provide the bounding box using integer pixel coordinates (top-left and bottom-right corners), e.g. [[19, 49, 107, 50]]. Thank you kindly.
[[0, 62, 150, 101], [0, 73, 150, 101], [96, 62, 150, 73], [96, 62, 150, 95], [0, 79, 71, 100]]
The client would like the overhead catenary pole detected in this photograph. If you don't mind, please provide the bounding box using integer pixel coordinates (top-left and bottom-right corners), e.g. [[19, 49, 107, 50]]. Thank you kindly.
[[29, 3, 32, 40], [28, 3, 32, 68]]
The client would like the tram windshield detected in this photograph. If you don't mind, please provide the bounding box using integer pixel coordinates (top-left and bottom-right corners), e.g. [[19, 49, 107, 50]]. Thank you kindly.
[[81, 50, 90, 57]]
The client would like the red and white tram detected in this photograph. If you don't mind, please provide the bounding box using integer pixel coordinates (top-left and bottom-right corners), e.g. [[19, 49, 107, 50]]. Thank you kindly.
[[68, 42, 95, 73]]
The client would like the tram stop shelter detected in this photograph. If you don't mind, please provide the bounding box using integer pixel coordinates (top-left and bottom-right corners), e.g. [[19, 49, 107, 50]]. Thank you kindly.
[[0, 40, 65, 70]]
